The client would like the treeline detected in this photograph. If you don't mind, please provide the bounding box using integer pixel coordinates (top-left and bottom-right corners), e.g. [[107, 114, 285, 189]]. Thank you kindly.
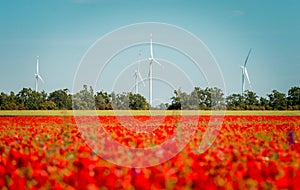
[[168, 87, 300, 110], [0, 88, 72, 110], [0, 85, 299, 110], [0, 85, 149, 110]]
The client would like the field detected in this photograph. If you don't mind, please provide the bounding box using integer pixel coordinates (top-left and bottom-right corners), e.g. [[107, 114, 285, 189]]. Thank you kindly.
[[0, 110, 300, 116], [0, 111, 300, 189]]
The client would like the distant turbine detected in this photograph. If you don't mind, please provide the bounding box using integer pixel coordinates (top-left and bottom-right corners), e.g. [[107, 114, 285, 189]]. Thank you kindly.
[[147, 33, 162, 106], [134, 50, 145, 94], [240, 48, 252, 95], [35, 56, 44, 92]]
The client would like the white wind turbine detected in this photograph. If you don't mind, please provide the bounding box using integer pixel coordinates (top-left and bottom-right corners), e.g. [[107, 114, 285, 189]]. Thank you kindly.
[[35, 56, 44, 92], [134, 50, 145, 94], [147, 33, 162, 106], [240, 48, 252, 95]]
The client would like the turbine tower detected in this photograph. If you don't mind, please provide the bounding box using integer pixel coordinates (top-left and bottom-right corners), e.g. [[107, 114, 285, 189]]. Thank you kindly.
[[35, 56, 44, 92], [134, 50, 145, 94], [240, 48, 252, 95], [147, 33, 162, 106]]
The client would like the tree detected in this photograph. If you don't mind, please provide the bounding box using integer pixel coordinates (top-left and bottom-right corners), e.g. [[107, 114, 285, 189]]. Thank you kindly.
[[128, 93, 149, 110], [157, 103, 168, 110], [168, 88, 200, 110], [267, 90, 287, 110], [41, 100, 57, 110], [48, 89, 72, 110], [226, 93, 244, 110], [287, 86, 300, 110], [72, 85, 95, 110], [174, 89, 194, 110], [243, 90, 259, 110], [95, 91, 112, 110], [168, 87, 225, 110], [259, 97, 270, 110], [16, 88, 47, 110], [0, 92, 18, 110], [189, 87, 206, 109], [203, 87, 225, 110], [168, 89, 182, 110], [112, 92, 129, 110], [95, 93, 106, 110]]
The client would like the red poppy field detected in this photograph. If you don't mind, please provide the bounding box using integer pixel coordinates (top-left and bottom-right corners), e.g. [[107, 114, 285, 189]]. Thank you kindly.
[[0, 114, 300, 189]]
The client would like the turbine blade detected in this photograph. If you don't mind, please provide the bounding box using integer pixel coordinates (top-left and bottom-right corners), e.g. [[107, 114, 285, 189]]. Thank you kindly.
[[38, 75, 44, 83], [137, 71, 142, 80], [153, 58, 162, 66], [244, 48, 252, 67], [138, 72, 145, 86], [244, 68, 251, 85], [36, 57, 39, 75], [150, 33, 153, 58]]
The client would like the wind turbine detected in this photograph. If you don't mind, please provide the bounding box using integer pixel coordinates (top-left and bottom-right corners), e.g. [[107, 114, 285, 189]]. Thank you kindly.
[[35, 56, 44, 92], [240, 48, 252, 95], [147, 33, 162, 106], [134, 50, 145, 94]]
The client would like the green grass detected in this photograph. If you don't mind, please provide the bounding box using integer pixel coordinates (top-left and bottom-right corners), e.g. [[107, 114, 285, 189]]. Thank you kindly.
[[0, 110, 299, 116]]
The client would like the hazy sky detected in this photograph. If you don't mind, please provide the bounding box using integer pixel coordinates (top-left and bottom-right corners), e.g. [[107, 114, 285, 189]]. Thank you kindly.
[[0, 0, 299, 103]]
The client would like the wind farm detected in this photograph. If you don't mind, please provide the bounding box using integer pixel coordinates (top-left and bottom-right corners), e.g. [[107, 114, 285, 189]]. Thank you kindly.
[[21, 37, 296, 112], [20, 33, 296, 112]]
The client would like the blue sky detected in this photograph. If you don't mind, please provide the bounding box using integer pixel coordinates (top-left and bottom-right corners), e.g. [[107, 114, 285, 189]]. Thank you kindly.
[[0, 0, 299, 103]]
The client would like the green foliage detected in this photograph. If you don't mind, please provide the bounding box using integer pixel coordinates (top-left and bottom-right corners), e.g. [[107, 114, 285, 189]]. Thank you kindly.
[[243, 90, 260, 110], [48, 89, 72, 110], [267, 90, 287, 110], [0, 85, 299, 110], [204, 87, 225, 109], [226, 93, 244, 110], [0, 92, 18, 110], [128, 93, 149, 110], [41, 100, 57, 110], [111, 92, 129, 110], [17, 88, 47, 110], [111, 92, 149, 110], [259, 97, 270, 110], [168, 87, 225, 110], [72, 85, 95, 110], [287, 86, 300, 110], [168, 90, 181, 110], [95, 91, 112, 110]]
